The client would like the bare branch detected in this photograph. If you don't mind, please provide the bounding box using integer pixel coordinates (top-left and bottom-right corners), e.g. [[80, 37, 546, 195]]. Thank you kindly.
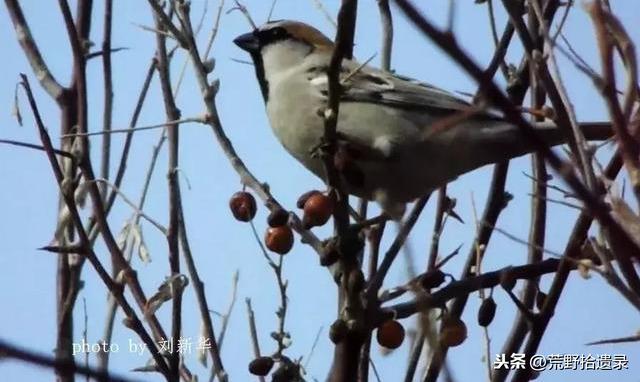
[[0, 139, 75, 160], [0, 339, 136, 382], [387, 259, 569, 320], [146, 0, 187, 47], [4, 0, 66, 102], [20, 73, 171, 379]]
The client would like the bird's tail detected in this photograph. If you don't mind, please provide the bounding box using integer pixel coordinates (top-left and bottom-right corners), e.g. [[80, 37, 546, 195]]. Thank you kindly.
[[487, 121, 612, 159], [534, 121, 612, 144], [463, 121, 612, 173]]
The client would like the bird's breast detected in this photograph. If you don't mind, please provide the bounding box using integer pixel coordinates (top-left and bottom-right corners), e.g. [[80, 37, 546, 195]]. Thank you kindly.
[[266, 79, 327, 177]]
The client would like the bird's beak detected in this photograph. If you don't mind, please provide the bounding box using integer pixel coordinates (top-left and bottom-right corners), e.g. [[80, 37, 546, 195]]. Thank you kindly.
[[233, 32, 260, 53]]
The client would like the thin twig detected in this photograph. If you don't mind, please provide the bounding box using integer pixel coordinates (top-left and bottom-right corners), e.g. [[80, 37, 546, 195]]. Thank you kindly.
[[485, 0, 508, 78], [146, 0, 187, 47], [133, 22, 177, 40], [228, 0, 257, 29], [586, 334, 640, 346], [153, 10, 184, 379], [309, 0, 337, 28], [173, 0, 210, 97], [217, 270, 239, 350], [100, 0, 114, 199], [86, 47, 129, 60], [267, 0, 278, 22], [93, 179, 168, 234], [304, 326, 323, 369], [248, 221, 289, 356], [245, 298, 266, 382], [483, 222, 563, 257], [0, 139, 75, 159], [60, 117, 205, 138], [367, 196, 430, 297], [82, 297, 89, 382], [4, 0, 66, 102]]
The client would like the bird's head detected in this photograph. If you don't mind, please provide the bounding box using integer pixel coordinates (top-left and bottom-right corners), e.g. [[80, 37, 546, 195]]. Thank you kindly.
[[234, 20, 333, 99], [234, 20, 333, 56]]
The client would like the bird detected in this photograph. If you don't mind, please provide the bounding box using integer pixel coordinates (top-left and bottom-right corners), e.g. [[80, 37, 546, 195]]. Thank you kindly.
[[234, 20, 610, 218]]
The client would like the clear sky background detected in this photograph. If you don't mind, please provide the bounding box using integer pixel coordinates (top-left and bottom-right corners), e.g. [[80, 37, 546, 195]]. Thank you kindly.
[[0, 1, 638, 381]]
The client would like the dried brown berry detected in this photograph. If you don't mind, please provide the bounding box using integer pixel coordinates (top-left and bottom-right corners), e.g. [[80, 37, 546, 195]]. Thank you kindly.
[[329, 319, 348, 344], [267, 207, 289, 227], [376, 320, 405, 349], [535, 291, 547, 311], [439, 316, 467, 347], [499, 269, 517, 291], [229, 191, 257, 222], [296, 190, 322, 209], [303, 193, 334, 229], [265, 226, 294, 255], [477, 297, 497, 327], [419, 270, 446, 290], [248, 356, 274, 376]]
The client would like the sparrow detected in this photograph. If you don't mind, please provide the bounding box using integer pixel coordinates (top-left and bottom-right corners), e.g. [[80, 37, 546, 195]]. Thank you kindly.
[[234, 20, 610, 217]]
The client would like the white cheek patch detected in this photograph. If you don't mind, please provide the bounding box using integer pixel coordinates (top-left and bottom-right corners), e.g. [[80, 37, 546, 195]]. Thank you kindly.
[[373, 135, 395, 157], [261, 40, 312, 84]]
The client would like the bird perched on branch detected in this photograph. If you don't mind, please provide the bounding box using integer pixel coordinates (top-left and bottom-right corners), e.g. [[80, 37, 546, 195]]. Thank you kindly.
[[234, 20, 610, 218]]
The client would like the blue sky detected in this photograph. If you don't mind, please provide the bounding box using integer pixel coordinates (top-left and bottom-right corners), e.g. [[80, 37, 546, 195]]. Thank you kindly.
[[0, 1, 638, 381]]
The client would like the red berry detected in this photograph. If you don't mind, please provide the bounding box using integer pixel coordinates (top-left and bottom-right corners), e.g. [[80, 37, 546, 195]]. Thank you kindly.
[[265, 226, 294, 255], [296, 190, 322, 209], [439, 316, 467, 347], [376, 320, 405, 349], [229, 191, 256, 222], [302, 193, 333, 229], [267, 207, 289, 227]]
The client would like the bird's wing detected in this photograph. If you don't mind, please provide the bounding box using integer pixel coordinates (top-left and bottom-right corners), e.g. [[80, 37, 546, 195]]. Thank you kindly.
[[345, 69, 471, 113], [306, 61, 508, 164], [311, 61, 502, 119]]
